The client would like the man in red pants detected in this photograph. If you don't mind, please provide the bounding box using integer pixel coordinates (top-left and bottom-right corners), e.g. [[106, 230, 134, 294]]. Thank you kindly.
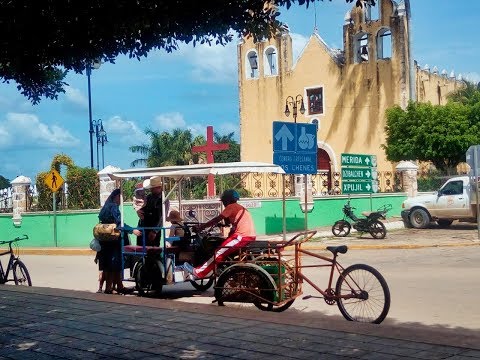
[[182, 189, 256, 279]]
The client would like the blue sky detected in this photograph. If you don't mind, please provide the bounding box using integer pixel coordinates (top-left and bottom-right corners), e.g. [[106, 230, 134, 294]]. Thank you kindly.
[[0, 0, 479, 182]]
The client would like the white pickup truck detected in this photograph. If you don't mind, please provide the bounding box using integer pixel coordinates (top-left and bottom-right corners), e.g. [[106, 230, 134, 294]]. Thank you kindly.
[[401, 176, 478, 228]]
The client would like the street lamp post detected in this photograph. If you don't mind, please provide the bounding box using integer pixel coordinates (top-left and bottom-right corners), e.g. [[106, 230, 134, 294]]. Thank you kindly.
[[86, 60, 102, 168], [93, 119, 108, 170], [284, 94, 306, 123]]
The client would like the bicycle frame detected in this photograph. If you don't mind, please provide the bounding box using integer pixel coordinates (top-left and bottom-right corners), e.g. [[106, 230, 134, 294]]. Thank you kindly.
[[294, 246, 359, 302], [0, 236, 28, 284], [0, 246, 16, 284]]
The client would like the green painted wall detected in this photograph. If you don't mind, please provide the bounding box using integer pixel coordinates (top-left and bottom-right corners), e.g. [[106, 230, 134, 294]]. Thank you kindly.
[[249, 194, 405, 234], [0, 194, 405, 247]]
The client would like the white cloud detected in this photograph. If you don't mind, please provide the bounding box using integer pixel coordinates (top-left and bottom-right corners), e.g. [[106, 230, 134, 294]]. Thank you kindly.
[[0, 113, 80, 148], [105, 115, 149, 144], [154, 112, 186, 130], [188, 41, 238, 83], [464, 72, 480, 84], [216, 122, 240, 140], [64, 85, 88, 109], [291, 32, 310, 63], [169, 35, 238, 84]]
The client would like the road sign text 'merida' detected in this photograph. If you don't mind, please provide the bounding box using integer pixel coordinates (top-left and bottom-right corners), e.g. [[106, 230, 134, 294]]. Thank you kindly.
[[342, 155, 365, 165]]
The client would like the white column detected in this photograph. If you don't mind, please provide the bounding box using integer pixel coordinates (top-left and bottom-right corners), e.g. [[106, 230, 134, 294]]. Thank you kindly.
[[396, 161, 418, 197], [10, 175, 32, 227], [98, 165, 121, 206]]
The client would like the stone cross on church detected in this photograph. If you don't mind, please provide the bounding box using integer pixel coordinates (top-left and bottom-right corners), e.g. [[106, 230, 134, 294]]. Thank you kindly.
[[192, 126, 229, 197]]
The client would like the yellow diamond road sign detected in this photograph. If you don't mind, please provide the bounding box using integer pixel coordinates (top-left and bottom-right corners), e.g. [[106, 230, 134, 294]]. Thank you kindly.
[[45, 169, 64, 192]]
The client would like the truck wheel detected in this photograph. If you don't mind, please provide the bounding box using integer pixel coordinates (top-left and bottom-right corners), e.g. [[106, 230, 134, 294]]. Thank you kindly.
[[409, 208, 430, 229], [437, 219, 453, 228]]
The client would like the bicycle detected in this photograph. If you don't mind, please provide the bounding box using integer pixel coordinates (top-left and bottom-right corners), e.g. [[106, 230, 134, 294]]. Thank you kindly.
[[214, 230, 390, 324], [0, 235, 32, 286]]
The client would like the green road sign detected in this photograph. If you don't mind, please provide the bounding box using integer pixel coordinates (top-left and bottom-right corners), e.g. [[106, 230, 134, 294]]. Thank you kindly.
[[342, 180, 378, 194], [341, 167, 377, 180], [341, 153, 377, 167]]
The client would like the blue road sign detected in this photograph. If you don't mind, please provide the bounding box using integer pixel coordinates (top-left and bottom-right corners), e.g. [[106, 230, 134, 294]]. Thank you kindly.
[[273, 121, 317, 174]]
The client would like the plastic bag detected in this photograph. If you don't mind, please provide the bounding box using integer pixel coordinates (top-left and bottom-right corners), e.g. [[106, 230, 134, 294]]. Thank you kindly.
[[89, 238, 102, 252]]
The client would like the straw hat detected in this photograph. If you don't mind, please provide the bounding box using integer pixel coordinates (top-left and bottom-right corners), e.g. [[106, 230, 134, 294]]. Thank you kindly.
[[166, 210, 182, 222], [143, 176, 162, 189]]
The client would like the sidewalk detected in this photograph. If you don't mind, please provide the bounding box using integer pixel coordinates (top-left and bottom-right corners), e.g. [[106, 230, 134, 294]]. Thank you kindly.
[[18, 219, 480, 255], [1, 285, 479, 359]]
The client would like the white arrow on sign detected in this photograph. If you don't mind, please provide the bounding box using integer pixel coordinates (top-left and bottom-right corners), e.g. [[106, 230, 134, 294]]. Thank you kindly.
[[366, 170, 371, 178], [275, 124, 294, 150], [365, 157, 370, 165], [366, 183, 371, 191]]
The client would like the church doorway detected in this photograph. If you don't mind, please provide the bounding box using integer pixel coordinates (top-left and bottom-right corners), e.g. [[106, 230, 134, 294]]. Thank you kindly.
[[317, 148, 332, 192]]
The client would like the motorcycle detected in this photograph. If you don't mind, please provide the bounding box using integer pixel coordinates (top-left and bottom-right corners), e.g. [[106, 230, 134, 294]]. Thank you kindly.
[[331, 201, 391, 239], [129, 210, 226, 296]]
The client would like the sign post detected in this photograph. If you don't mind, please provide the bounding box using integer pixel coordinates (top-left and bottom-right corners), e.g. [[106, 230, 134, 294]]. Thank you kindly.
[[44, 169, 64, 247], [273, 121, 317, 229], [341, 153, 378, 199]]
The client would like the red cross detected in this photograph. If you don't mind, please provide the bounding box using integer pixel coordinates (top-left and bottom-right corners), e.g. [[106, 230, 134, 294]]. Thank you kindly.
[[192, 126, 229, 197]]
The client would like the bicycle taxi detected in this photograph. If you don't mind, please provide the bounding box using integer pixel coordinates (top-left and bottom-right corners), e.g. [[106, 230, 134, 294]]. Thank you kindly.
[[110, 162, 390, 324]]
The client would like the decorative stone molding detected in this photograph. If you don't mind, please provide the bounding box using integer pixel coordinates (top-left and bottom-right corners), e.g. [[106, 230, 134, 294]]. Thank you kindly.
[[98, 165, 121, 206], [396, 161, 418, 197], [10, 175, 32, 227]]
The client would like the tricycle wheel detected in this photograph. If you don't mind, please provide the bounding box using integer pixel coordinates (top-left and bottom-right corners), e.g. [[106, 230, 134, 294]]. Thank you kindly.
[[135, 261, 163, 296], [190, 278, 214, 291], [332, 220, 351, 237], [254, 299, 295, 312], [214, 264, 275, 309], [251, 256, 296, 312]]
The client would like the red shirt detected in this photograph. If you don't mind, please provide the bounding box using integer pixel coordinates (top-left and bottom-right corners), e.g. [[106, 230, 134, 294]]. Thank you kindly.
[[221, 203, 256, 237]]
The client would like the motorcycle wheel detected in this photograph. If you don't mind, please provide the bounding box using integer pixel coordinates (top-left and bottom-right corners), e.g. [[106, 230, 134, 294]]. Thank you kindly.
[[369, 220, 386, 239], [332, 220, 351, 237]]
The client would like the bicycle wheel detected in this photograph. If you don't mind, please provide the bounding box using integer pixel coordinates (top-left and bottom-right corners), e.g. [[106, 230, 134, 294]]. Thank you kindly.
[[369, 220, 386, 239], [332, 220, 351, 237], [190, 278, 214, 291], [13, 260, 32, 286], [335, 264, 390, 324]]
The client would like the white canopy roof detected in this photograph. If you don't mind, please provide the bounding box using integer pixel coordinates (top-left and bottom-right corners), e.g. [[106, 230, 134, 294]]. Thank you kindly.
[[109, 162, 285, 180]]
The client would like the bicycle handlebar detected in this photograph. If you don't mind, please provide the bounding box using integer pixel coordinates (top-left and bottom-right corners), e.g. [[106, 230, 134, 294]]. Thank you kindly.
[[0, 234, 29, 246]]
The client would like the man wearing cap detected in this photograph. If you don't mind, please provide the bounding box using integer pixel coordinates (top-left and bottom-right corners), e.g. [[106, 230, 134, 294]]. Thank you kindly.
[[137, 176, 167, 247], [182, 189, 256, 279]]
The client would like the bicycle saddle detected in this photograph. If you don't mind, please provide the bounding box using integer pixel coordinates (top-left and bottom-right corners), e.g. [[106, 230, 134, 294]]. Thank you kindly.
[[326, 245, 348, 255]]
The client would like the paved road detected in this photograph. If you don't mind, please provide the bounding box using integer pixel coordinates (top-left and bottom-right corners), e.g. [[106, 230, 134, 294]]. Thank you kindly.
[[15, 224, 480, 330], [1, 286, 480, 359]]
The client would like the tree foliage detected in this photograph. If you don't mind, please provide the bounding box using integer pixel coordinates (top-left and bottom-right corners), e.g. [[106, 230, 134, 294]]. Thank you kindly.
[[383, 99, 480, 175], [36, 153, 99, 210], [0, 175, 10, 189], [129, 128, 195, 167], [0, 0, 369, 103]]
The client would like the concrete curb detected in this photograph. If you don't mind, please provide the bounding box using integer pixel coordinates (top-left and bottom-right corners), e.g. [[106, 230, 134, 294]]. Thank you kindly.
[[18, 240, 480, 255]]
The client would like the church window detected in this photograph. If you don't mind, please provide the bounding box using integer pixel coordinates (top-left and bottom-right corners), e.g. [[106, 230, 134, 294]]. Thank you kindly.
[[354, 33, 369, 63], [307, 88, 324, 115], [365, 2, 380, 21], [264, 46, 278, 76], [377, 28, 392, 59], [246, 50, 259, 79]]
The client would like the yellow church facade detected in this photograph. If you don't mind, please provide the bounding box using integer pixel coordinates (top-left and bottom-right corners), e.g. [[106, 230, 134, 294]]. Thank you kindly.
[[237, 0, 462, 194]]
